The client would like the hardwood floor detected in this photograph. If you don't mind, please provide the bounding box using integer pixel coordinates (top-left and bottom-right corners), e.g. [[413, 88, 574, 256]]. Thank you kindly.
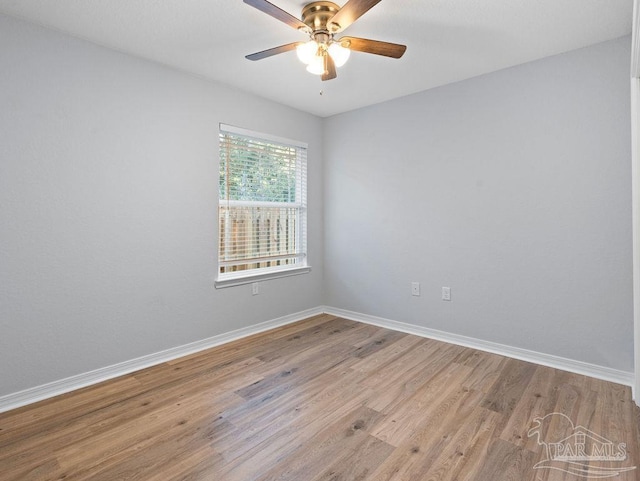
[[1, 314, 638, 480]]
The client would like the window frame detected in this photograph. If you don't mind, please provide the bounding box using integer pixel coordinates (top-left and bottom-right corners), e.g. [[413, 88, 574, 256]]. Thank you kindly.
[[215, 124, 310, 288]]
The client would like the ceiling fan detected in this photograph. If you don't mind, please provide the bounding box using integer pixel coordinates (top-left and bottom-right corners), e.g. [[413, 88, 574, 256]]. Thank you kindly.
[[243, 0, 407, 81]]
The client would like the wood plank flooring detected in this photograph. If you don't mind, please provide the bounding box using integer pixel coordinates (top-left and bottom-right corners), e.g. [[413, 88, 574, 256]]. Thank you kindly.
[[1, 314, 638, 480]]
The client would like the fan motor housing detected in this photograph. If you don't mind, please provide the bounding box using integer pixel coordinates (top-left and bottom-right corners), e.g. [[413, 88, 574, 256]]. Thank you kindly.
[[301, 1, 340, 32]]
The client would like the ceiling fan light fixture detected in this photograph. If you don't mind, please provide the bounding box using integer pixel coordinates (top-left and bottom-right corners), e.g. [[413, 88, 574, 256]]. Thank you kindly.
[[306, 54, 326, 75], [296, 40, 318, 65], [244, 0, 407, 81], [328, 42, 350, 67]]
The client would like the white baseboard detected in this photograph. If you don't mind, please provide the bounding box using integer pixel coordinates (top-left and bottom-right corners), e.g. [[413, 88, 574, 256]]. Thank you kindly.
[[0, 306, 324, 414], [1, 305, 633, 414], [323, 306, 634, 388]]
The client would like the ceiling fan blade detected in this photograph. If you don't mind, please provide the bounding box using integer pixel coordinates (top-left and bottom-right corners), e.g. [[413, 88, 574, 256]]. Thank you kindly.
[[322, 54, 337, 81], [328, 0, 381, 33], [338, 36, 406, 58], [243, 0, 310, 32], [246, 42, 300, 61]]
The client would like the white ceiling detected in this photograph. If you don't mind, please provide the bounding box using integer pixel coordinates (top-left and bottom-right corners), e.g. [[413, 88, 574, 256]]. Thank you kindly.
[[0, 0, 633, 117]]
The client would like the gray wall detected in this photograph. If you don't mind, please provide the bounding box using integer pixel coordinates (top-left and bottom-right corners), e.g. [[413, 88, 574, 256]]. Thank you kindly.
[[0, 13, 324, 397], [324, 36, 633, 372], [0, 11, 633, 399]]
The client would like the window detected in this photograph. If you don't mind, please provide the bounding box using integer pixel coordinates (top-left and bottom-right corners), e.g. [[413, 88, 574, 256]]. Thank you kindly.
[[216, 124, 309, 287]]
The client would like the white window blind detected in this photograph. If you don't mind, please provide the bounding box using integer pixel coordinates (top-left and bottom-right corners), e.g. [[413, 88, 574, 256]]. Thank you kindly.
[[217, 124, 308, 286]]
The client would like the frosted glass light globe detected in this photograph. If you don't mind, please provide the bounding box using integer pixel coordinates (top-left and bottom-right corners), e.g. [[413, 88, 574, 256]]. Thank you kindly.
[[328, 43, 350, 67], [306, 54, 325, 75], [296, 41, 318, 65]]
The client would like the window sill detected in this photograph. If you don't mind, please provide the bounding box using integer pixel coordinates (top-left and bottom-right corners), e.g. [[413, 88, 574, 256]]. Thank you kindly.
[[215, 266, 311, 289]]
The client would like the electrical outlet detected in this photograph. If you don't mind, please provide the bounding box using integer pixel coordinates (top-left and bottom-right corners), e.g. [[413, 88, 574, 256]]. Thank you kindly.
[[411, 282, 420, 296], [252, 282, 260, 296], [442, 287, 451, 301]]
